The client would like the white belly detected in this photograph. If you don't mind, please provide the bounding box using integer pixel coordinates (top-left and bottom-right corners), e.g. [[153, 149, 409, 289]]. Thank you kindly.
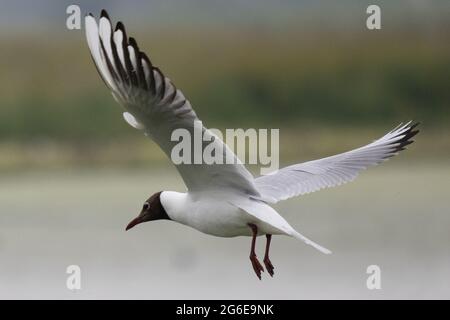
[[161, 191, 272, 237], [179, 197, 252, 237]]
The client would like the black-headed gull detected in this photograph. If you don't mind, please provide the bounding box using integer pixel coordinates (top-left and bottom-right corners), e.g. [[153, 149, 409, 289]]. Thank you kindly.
[[85, 10, 419, 279]]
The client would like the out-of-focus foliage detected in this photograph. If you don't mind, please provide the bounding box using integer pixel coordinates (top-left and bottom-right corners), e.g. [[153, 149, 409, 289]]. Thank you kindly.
[[0, 2, 449, 169], [1, 29, 448, 143]]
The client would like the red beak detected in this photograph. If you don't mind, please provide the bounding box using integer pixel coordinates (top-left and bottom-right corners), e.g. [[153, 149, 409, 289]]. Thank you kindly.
[[126, 216, 143, 231]]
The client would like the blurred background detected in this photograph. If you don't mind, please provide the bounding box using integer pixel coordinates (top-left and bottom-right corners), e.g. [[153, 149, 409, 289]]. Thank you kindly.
[[0, 0, 449, 299]]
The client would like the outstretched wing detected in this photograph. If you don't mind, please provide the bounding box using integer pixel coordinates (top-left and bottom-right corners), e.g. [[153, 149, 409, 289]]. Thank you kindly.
[[255, 122, 419, 203], [85, 10, 260, 196]]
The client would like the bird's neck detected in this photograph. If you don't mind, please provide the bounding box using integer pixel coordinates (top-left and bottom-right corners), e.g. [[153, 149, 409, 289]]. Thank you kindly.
[[160, 191, 189, 223]]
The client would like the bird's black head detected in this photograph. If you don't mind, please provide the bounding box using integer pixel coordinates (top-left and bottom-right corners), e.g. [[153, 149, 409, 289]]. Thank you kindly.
[[125, 191, 170, 231]]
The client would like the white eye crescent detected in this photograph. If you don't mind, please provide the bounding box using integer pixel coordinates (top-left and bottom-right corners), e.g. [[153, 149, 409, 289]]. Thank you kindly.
[[143, 202, 149, 210]]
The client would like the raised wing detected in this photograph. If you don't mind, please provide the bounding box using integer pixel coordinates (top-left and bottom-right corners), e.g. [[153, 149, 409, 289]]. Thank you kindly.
[[255, 122, 419, 203], [85, 10, 259, 196]]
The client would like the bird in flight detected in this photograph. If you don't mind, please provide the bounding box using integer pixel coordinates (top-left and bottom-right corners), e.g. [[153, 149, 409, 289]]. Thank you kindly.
[[85, 10, 419, 279]]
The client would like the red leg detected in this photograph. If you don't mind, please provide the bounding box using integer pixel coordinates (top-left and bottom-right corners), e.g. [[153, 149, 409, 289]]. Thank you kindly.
[[248, 223, 264, 280], [263, 234, 275, 277]]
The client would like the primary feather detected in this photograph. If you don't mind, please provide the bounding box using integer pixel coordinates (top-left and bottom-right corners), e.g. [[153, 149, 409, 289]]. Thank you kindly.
[[85, 10, 260, 196]]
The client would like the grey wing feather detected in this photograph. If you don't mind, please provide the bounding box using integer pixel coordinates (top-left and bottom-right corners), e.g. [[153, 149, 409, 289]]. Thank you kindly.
[[255, 122, 419, 203]]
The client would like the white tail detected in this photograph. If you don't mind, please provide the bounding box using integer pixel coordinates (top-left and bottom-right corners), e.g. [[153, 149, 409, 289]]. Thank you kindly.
[[291, 230, 332, 254]]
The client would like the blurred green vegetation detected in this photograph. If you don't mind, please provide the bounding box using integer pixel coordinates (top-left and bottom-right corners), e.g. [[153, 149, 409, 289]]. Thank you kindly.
[[0, 26, 448, 169]]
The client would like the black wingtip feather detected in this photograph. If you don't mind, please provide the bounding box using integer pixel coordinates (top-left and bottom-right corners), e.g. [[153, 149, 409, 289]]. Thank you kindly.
[[140, 52, 156, 94], [127, 38, 147, 90], [394, 122, 420, 152], [409, 122, 420, 131], [101, 9, 109, 19], [93, 10, 173, 102], [128, 37, 138, 49], [153, 67, 166, 99], [115, 21, 124, 32]]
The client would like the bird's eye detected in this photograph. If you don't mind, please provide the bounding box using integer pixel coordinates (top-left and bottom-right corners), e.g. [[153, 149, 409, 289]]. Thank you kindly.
[[143, 203, 149, 210]]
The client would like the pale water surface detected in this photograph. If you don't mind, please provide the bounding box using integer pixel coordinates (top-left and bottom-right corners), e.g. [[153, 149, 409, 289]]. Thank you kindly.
[[0, 163, 449, 299]]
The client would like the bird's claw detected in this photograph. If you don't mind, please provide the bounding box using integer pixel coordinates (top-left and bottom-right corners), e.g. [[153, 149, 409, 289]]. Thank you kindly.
[[250, 254, 265, 280], [263, 257, 274, 277]]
